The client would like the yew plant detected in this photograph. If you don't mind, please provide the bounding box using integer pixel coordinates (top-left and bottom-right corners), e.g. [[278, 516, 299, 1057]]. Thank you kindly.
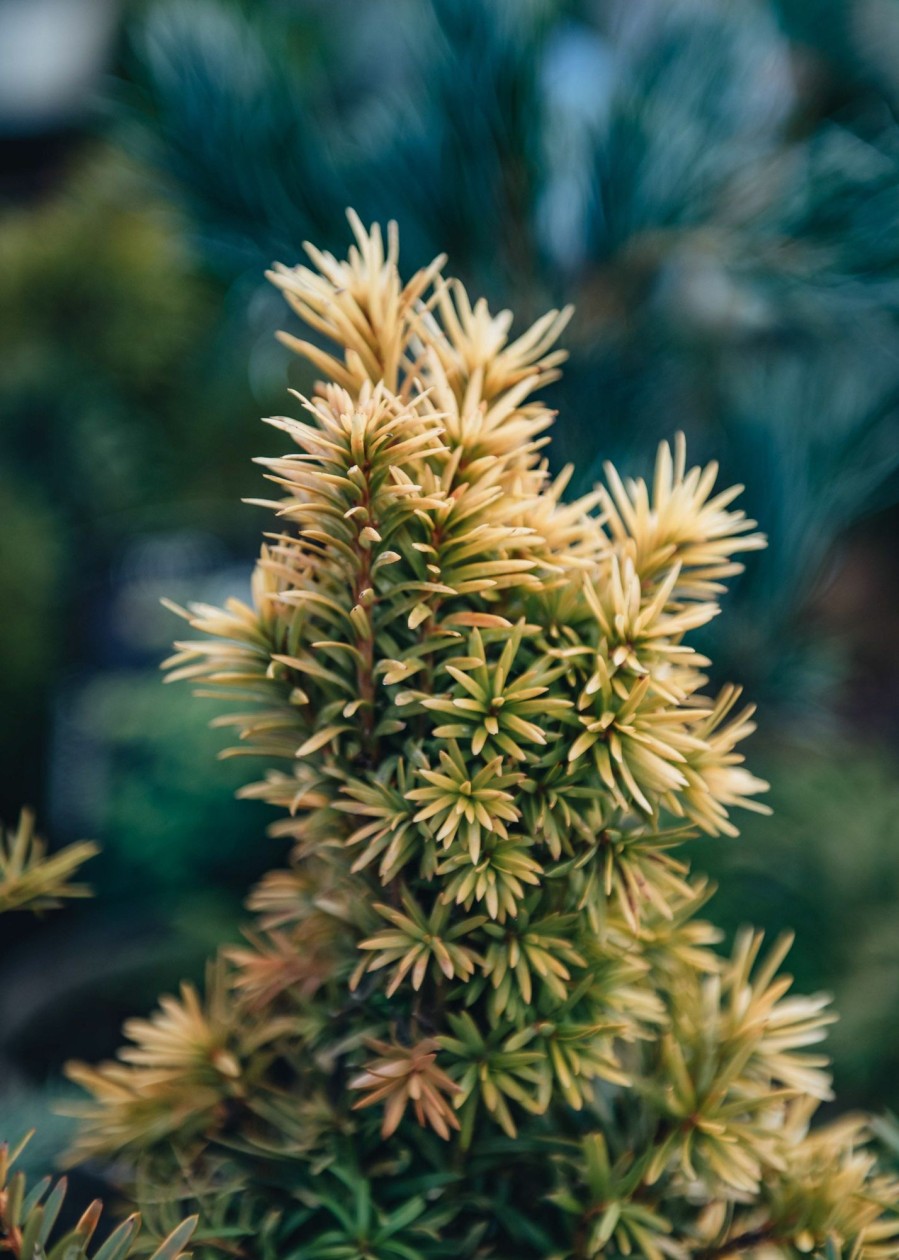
[[68, 216, 899, 1259]]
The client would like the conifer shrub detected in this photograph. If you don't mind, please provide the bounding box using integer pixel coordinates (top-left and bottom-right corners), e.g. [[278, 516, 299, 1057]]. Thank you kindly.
[[64, 216, 899, 1258]]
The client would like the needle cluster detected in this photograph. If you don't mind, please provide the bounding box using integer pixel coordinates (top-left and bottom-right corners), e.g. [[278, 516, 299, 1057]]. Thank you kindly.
[[66, 216, 899, 1260]]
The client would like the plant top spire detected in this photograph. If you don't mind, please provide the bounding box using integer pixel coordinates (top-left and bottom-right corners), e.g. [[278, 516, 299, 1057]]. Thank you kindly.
[[65, 213, 899, 1260]]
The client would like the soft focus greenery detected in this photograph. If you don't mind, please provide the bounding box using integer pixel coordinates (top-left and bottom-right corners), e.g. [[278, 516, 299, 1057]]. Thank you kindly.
[[0, 144, 284, 819], [692, 744, 899, 1110]]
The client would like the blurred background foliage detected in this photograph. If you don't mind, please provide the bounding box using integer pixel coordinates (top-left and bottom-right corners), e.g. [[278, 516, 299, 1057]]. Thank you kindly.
[[2, 0, 899, 1178]]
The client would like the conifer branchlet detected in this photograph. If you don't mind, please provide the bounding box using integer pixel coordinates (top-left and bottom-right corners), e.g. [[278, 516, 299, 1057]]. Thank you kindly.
[[65, 215, 899, 1260]]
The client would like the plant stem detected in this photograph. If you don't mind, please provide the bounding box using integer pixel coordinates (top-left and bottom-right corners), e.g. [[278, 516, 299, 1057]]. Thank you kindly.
[[694, 1224, 777, 1258]]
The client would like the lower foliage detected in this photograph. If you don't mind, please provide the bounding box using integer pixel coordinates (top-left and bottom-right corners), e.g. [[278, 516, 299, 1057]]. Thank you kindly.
[[0, 815, 196, 1259]]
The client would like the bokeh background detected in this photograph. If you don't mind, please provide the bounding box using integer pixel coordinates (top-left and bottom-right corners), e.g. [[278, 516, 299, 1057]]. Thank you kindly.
[[3, 0, 899, 1182]]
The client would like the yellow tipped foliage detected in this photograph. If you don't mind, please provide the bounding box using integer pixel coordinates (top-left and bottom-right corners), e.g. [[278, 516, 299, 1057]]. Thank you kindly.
[[0, 810, 97, 915], [65, 214, 899, 1259]]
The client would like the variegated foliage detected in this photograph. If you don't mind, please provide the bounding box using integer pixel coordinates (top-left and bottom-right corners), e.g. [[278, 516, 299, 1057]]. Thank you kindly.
[[66, 216, 899, 1260]]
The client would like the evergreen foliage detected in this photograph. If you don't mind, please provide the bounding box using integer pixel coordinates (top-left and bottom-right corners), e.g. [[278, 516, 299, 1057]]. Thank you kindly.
[[0, 1137, 195, 1260], [64, 219, 899, 1258], [0, 818, 196, 1259], [115, 0, 899, 716], [0, 813, 97, 917]]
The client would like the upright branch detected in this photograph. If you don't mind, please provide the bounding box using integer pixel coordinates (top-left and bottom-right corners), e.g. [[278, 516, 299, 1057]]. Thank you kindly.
[[64, 214, 899, 1260]]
